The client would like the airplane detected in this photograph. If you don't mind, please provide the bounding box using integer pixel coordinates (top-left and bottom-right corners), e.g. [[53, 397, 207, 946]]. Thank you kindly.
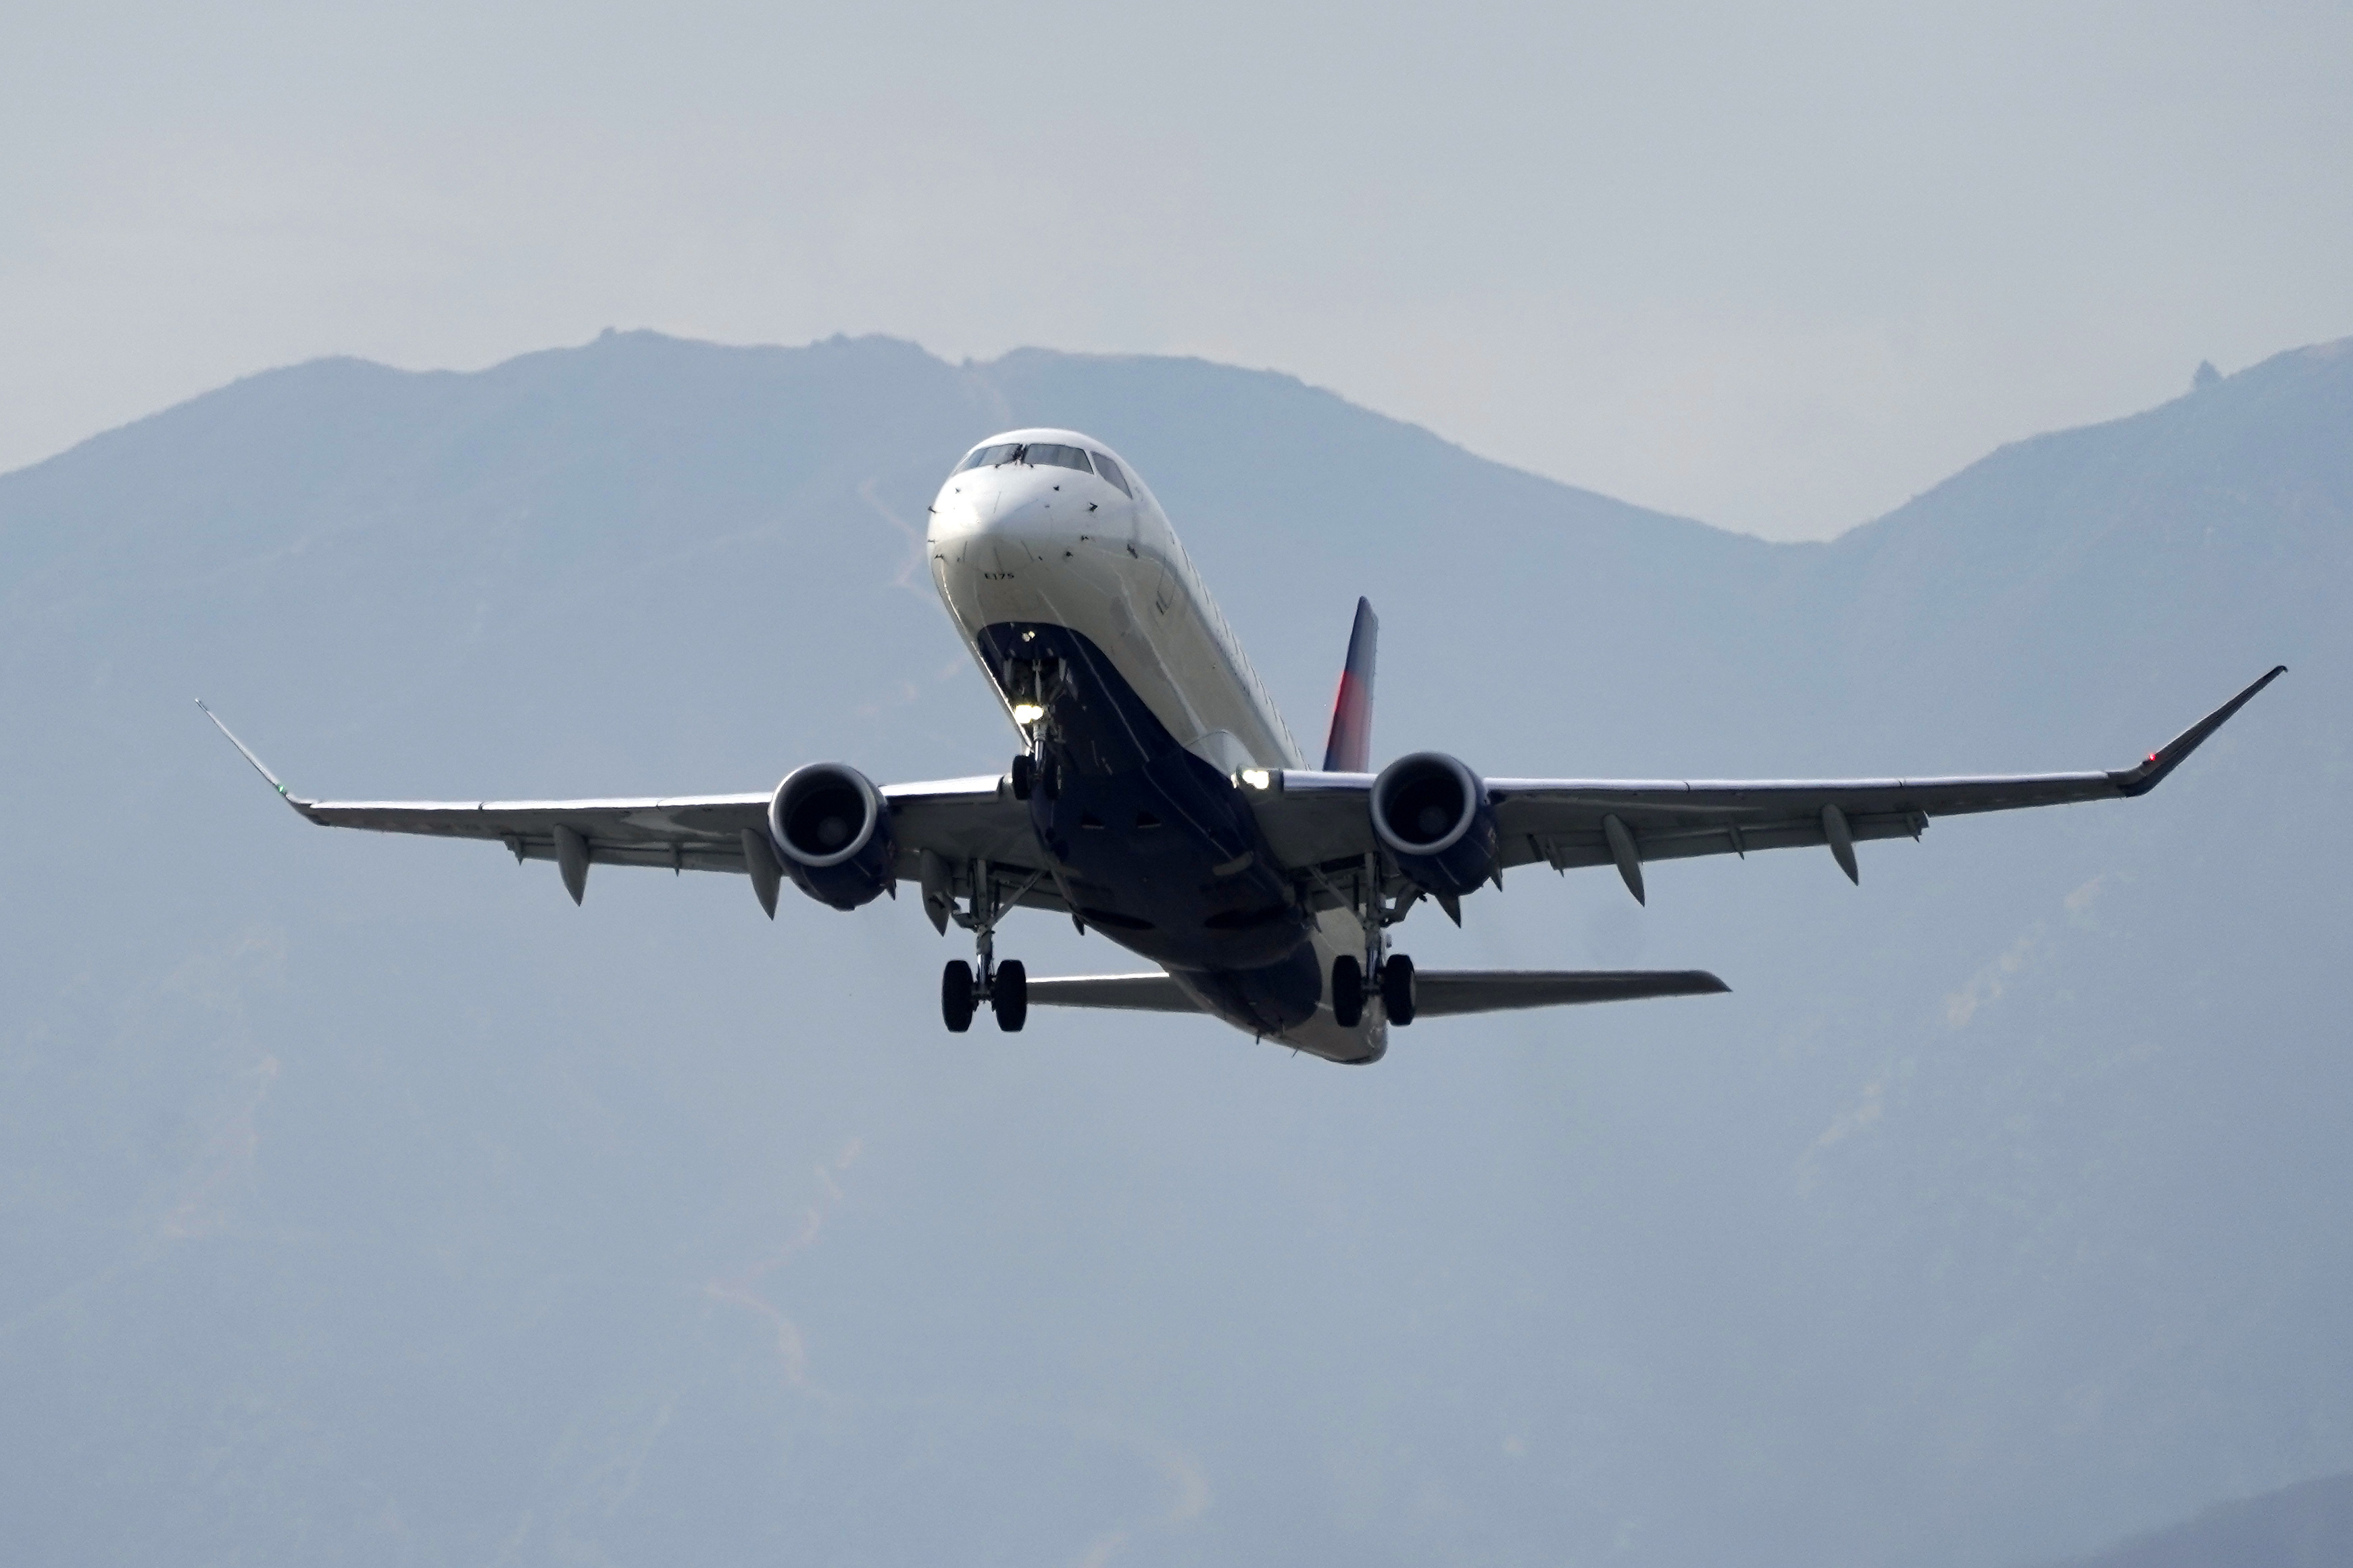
[[201, 426, 2285, 1065]]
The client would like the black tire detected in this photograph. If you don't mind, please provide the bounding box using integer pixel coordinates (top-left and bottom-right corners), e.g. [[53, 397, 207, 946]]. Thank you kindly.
[[941, 960, 976, 1032], [1010, 753, 1033, 801], [994, 959, 1028, 1032], [1040, 756, 1061, 800], [1331, 954, 1364, 1028], [1381, 953, 1416, 1026]]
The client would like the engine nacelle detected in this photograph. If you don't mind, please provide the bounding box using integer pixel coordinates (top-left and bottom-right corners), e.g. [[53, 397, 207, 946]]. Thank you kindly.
[[1370, 751, 1497, 897], [769, 763, 897, 911]]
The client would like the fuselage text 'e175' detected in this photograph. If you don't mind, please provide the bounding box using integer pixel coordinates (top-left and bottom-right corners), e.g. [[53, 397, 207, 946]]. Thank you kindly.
[[202, 428, 2285, 1064]]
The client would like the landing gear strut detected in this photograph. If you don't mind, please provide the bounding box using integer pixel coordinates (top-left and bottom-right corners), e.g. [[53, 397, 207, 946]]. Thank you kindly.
[[940, 857, 1039, 1034], [1004, 651, 1067, 805], [1329, 853, 1417, 1028]]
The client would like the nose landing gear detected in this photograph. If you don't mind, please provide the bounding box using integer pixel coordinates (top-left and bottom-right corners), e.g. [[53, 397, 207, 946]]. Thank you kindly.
[[1009, 751, 1062, 802]]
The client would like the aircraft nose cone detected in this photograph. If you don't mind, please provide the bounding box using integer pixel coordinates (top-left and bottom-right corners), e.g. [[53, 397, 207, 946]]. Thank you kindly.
[[970, 468, 1080, 547], [926, 467, 1005, 549], [927, 457, 1100, 559]]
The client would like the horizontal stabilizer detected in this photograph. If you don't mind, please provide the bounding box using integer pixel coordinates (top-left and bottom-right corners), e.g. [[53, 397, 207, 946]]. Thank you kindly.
[[1026, 974, 1204, 1013], [1413, 969, 1729, 1017]]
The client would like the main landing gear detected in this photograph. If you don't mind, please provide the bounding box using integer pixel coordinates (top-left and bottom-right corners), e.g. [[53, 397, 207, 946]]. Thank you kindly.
[[1381, 953, 1416, 1025], [942, 957, 1026, 1033], [1331, 955, 1363, 1028], [1331, 853, 1416, 1028], [939, 853, 1039, 1034], [1330, 952, 1415, 1028]]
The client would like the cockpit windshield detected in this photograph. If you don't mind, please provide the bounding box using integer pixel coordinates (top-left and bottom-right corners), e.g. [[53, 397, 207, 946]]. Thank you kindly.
[[951, 440, 1125, 489], [955, 442, 1022, 472], [1024, 443, 1093, 474]]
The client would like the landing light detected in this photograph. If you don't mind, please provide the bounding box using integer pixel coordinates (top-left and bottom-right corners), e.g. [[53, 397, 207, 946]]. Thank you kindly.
[[1012, 703, 1045, 725], [1240, 769, 1272, 790]]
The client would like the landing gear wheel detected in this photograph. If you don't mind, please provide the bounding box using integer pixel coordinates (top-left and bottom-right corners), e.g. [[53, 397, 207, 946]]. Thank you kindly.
[[1039, 757, 1062, 800], [1380, 953, 1416, 1026], [993, 959, 1028, 1032], [1331, 954, 1364, 1028], [941, 960, 976, 1033], [1010, 753, 1033, 801]]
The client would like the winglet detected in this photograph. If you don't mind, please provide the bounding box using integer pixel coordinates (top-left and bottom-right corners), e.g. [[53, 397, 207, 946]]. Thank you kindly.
[[2110, 665, 2286, 797], [195, 700, 310, 812], [1321, 597, 1379, 773]]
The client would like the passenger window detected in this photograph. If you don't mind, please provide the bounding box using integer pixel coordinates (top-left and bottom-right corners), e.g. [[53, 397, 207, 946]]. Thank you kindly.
[[955, 442, 1022, 473], [1091, 453, 1132, 497], [1025, 442, 1094, 474]]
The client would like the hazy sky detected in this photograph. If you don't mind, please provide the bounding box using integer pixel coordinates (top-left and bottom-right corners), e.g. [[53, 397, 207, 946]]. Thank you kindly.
[[6, 0, 2348, 539]]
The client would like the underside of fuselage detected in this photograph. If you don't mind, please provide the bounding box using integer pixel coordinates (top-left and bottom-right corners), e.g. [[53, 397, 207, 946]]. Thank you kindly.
[[981, 619, 1334, 1046]]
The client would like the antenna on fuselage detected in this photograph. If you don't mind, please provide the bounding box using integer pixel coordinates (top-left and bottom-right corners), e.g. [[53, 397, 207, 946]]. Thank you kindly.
[[1321, 598, 1378, 773]]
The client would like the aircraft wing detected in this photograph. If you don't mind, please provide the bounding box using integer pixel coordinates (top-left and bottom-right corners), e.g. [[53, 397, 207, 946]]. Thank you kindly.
[[1249, 666, 2285, 898], [197, 705, 1046, 913]]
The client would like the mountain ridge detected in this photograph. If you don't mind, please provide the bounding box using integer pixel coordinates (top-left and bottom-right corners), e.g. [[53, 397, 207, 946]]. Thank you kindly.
[[0, 326, 2344, 1568], [2039, 1470, 2353, 1568]]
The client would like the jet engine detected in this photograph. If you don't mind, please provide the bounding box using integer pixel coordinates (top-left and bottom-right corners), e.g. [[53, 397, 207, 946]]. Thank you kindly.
[[1370, 751, 1497, 897], [769, 763, 897, 910]]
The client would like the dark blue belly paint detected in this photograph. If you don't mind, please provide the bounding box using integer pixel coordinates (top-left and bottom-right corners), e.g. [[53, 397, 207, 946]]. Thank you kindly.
[[976, 621, 1323, 1034]]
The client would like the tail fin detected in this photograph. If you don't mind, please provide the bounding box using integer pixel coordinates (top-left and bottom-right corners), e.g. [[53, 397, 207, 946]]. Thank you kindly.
[[1320, 597, 1379, 773]]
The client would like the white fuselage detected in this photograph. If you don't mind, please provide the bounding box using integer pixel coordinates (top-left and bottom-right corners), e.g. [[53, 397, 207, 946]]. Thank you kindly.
[[926, 428, 1379, 1059]]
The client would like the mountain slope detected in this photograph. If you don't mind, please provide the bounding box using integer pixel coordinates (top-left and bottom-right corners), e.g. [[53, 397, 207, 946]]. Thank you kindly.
[[2044, 1472, 2353, 1568], [0, 330, 2345, 1568]]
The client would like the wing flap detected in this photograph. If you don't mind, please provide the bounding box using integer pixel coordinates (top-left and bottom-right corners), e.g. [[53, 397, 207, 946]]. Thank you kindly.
[[1508, 806, 1931, 872]]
